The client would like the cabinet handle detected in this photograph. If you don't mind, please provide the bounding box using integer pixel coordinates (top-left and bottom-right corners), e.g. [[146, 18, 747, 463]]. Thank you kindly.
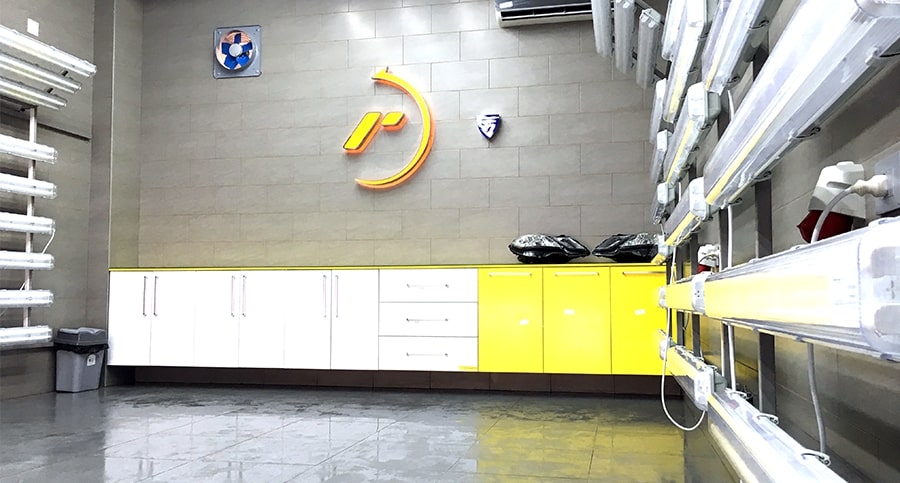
[[621, 271, 661, 276], [334, 275, 339, 318], [322, 274, 328, 318], [406, 283, 450, 289], [488, 272, 531, 277], [142, 276, 148, 316], [242, 275, 247, 317], [405, 352, 449, 357], [554, 271, 599, 276], [152, 276, 159, 316], [406, 318, 449, 323], [230, 275, 236, 317]]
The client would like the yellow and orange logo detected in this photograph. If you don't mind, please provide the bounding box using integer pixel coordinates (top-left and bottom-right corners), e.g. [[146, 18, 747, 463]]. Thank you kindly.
[[343, 68, 434, 190]]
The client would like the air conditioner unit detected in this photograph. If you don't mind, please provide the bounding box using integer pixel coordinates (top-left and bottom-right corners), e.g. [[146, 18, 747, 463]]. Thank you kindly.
[[496, 0, 593, 27]]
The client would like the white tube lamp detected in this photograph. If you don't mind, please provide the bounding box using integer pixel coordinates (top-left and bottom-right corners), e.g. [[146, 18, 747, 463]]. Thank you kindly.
[[660, 0, 684, 61], [0, 212, 55, 235], [635, 8, 662, 88], [0, 325, 53, 348], [648, 79, 666, 144], [650, 130, 670, 184], [661, 83, 720, 188], [0, 25, 97, 78], [661, 0, 712, 123], [591, 0, 614, 56], [614, 0, 636, 73], [0, 132, 58, 163], [0, 173, 57, 199], [0, 75, 66, 110], [0, 251, 54, 270], [0, 290, 53, 308], [0, 51, 81, 93]]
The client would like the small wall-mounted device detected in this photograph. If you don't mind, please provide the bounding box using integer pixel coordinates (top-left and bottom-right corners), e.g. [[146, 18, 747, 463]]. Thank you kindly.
[[213, 25, 261, 79]]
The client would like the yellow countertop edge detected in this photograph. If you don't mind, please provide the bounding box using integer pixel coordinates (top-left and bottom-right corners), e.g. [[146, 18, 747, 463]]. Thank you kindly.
[[109, 263, 666, 272]]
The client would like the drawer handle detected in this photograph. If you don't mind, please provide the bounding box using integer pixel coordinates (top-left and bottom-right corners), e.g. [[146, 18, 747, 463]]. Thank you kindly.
[[554, 271, 599, 276], [406, 318, 449, 323], [488, 272, 531, 277], [406, 283, 450, 289], [621, 271, 661, 275], [406, 352, 449, 357]]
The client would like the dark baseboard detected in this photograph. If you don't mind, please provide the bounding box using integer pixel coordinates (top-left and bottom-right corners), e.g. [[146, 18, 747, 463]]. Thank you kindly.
[[132, 367, 681, 396]]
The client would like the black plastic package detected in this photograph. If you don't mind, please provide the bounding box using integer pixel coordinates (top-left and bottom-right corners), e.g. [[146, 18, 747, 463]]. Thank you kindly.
[[508, 234, 591, 264], [592, 233, 658, 263]]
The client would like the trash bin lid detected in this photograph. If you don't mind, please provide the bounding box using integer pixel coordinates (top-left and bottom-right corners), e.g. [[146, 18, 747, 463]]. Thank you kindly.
[[55, 327, 108, 345]]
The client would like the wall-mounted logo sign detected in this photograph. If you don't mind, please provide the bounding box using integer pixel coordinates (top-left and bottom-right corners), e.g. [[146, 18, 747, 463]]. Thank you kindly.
[[343, 68, 434, 190], [476, 114, 501, 141]]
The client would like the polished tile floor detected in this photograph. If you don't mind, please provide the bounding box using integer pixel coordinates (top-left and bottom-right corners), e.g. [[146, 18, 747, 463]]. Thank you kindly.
[[0, 386, 733, 482]]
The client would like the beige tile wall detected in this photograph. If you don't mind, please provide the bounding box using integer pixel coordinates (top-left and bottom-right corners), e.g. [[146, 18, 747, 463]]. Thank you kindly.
[[136, 0, 654, 267]]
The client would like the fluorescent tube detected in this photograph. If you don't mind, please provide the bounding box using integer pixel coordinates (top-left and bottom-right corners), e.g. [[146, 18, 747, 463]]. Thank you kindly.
[[0, 212, 55, 235], [648, 79, 666, 144], [0, 290, 53, 308], [703, 0, 900, 212], [614, 0, 636, 73], [700, 0, 782, 94], [0, 76, 66, 110], [661, 0, 709, 122], [635, 8, 662, 88], [660, 0, 684, 61], [0, 251, 54, 270], [708, 389, 844, 482], [591, 0, 613, 56], [661, 84, 720, 188], [663, 193, 701, 247], [651, 183, 675, 225], [0, 173, 57, 199], [656, 330, 723, 411], [0, 325, 52, 348], [0, 51, 81, 93], [0, 25, 97, 78], [0, 133, 58, 163]]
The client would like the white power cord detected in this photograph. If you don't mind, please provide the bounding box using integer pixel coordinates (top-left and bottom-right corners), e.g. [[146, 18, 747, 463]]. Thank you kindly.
[[804, 173, 889, 456], [660, 253, 707, 431]]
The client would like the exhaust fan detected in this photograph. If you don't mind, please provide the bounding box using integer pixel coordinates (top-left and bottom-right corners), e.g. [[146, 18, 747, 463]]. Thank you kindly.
[[213, 26, 261, 79]]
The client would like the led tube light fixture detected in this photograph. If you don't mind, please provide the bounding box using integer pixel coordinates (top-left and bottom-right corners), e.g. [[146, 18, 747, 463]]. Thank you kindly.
[[656, 330, 724, 411], [648, 79, 666, 144], [0, 75, 66, 110], [635, 8, 662, 88], [0, 173, 57, 199], [651, 183, 676, 225], [650, 130, 669, 184], [663, 190, 702, 248], [0, 51, 81, 93], [0, 212, 55, 235], [660, 0, 684, 61], [661, 84, 720, 188], [661, 0, 712, 123], [702, 0, 900, 213], [0, 251, 54, 270], [0, 132, 58, 163], [591, 0, 614, 56], [614, 0, 636, 73], [0, 289, 53, 308], [0, 325, 52, 349], [708, 389, 843, 482], [0, 25, 97, 78], [700, 0, 782, 94]]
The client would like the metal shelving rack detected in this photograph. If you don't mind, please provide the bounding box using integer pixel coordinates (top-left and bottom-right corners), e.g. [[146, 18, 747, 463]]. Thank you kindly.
[[0, 24, 96, 348]]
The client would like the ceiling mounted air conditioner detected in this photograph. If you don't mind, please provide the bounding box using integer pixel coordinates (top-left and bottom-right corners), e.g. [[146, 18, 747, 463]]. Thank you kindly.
[[496, 0, 593, 27]]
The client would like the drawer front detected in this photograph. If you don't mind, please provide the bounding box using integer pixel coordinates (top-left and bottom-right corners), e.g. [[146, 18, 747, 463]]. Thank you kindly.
[[378, 337, 477, 372], [379, 269, 477, 302], [379, 302, 477, 337]]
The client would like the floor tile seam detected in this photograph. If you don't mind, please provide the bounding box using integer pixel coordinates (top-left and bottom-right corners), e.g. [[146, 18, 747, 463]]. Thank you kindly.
[[134, 458, 193, 482]]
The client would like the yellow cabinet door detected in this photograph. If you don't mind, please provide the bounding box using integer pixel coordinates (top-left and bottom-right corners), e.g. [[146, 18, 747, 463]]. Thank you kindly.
[[478, 268, 543, 373], [543, 268, 611, 374], [610, 267, 668, 375]]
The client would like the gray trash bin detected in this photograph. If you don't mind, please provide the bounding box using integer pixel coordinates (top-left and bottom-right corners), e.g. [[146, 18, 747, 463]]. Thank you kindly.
[[55, 327, 108, 393]]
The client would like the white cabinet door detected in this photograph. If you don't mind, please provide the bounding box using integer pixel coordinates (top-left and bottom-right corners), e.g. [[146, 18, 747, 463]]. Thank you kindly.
[[284, 270, 331, 369], [330, 270, 379, 370], [379, 269, 478, 302], [193, 271, 240, 368], [378, 337, 478, 372], [148, 272, 197, 367], [379, 302, 478, 337], [238, 271, 296, 368], [108, 272, 152, 366]]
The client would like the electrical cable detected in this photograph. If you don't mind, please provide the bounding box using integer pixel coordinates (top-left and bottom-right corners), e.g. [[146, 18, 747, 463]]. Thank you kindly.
[[660, 253, 707, 432], [811, 187, 853, 244], [806, 343, 827, 454]]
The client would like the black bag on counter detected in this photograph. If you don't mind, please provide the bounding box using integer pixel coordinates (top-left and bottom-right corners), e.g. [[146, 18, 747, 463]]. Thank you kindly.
[[509, 234, 590, 264], [592, 233, 658, 263]]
